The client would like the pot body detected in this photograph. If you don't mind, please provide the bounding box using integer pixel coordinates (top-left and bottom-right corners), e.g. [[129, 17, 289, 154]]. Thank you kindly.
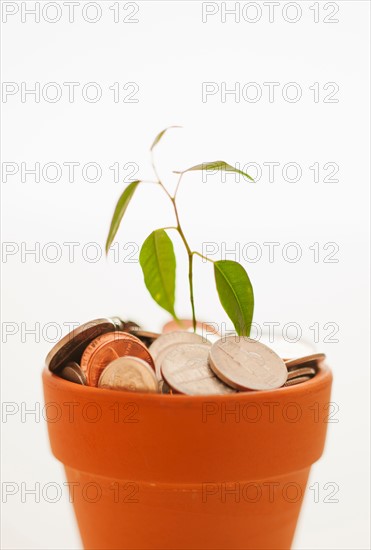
[[42, 365, 332, 550]]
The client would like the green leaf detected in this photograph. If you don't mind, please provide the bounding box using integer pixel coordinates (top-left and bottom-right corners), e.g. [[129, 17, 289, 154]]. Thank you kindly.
[[139, 229, 178, 318], [214, 260, 254, 336], [105, 180, 141, 254], [174, 160, 254, 181], [150, 126, 182, 151]]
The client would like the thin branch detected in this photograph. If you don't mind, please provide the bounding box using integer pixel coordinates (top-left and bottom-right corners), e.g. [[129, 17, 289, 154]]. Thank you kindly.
[[161, 226, 178, 232], [173, 172, 184, 200], [151, 151, 173, 201], [192, 251, 215, 263], [151, 151, 197, 331]]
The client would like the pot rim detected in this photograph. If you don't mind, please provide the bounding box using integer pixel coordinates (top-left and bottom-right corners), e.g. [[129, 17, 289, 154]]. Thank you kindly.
[[42, 362, 332, 404]]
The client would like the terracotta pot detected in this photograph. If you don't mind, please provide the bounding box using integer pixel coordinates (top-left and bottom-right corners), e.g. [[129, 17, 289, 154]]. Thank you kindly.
[[42, 363, 332, 550]]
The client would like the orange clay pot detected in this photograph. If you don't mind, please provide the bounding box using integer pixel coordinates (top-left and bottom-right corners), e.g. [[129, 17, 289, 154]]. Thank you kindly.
[[42, 364, 332, 550]]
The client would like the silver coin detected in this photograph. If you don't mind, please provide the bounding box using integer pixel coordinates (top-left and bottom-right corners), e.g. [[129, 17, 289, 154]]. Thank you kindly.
[[149, 331, 211, 378], [154, 343, 188, 380], [45, 318, 117, 373], [284, 375, 311, 387], [285, 353, 325, 371], [161, 344, 236, 396], [287, 366, 317, 381], [98, 356, 159, 393], [209, 337, 288, 391], [59, 362, 86, 385]]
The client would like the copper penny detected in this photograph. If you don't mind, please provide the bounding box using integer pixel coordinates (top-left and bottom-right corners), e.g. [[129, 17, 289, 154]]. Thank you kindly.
[[81, 331, 155, 387], [45, 318, 118, 373]]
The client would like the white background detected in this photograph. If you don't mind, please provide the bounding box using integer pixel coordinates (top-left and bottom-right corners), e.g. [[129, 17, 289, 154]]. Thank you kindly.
[[1, 1, 370, 549]]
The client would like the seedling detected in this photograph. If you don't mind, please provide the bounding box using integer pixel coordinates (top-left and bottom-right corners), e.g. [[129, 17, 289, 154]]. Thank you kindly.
[[106, 127, 254, 335]]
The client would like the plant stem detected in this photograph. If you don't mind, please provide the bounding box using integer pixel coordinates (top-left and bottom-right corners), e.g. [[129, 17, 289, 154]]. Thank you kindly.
[[173, 173, 183, 200], [152, 154, 197, 331], [192, 251, 215, 263], [171, 197, 197, 332], [188, 253, 196, 332]]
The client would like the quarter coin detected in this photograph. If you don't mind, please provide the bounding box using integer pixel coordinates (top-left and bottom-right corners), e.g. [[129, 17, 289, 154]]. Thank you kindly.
[[98, 356, 159, 393], [45, 318, 118, 373], [209, 336, 288, 391], [81, 331, 155, 387], [161, 344, 236, 396], [149, 331, 211, 378]]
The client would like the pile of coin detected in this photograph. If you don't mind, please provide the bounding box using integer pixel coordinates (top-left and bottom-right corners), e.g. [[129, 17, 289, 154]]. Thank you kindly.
[[45, 318, 160, 393], [45, 317, 325, 395], [283, 354, 325, 386]]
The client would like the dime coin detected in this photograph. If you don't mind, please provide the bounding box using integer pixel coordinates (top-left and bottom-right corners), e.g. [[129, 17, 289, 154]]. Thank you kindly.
[[209, 337, 288, 391], [98, 356, 159, 393], [59, 362, 86, 385], [287, 366, 316, 381], [81, 331, 155, 387], [161, 344, 236, 396], [149, 331, 211, 378], [284, 354, 325, 370], [45, 318, 118, 373], [284, 376, 311, 387]]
